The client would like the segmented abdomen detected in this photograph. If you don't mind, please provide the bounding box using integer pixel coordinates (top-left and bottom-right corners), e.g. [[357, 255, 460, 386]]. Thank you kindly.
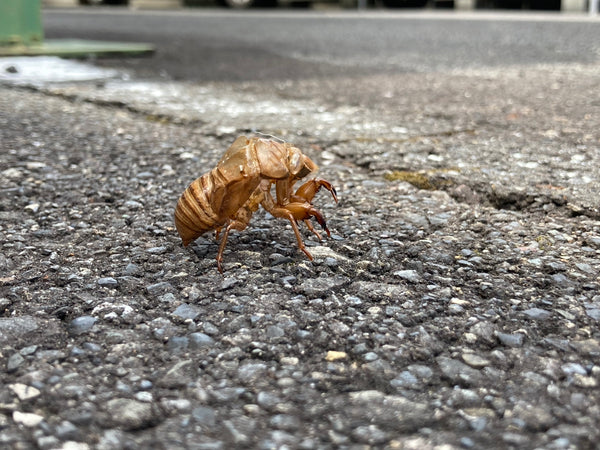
[[174, 170, 224, 247]]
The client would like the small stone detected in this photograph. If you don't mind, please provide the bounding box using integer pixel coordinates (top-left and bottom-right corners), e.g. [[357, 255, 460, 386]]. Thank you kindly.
[[324, 257, 338, 267], [135, 391, 153, 402], [308, 246, 350, 263], [167, 336, 189, 353], [146, 246, 167, 254], [352, 424, 388, 445], [325, 351, 347, 361], [522, 308, 551, 320], [237, 363, 267, 382], [468, 321, 498, 346], [572, 374, 597, 388], [146, 281, 174, 296], [496, 332, 525, 348], [139, 379, 153, 390], [19, 345, 38, 356], [393, 269, 421, 283], [257, 391, 281, 410], [24, 203, 40, 213], [502, 432, 529, 446], [7, 352, 25, 372], [437, 356, 484, 387], [448, 304, 465, 314], [97, 429, 126, 450], [123, 263, 140, 276], [158, 292, 176, 303], [189, 332, 215, 348], [300, 275, 350, 297], [0, 316, 39, 344], [409, 364, 434, 382], [55, 420, 81, 440], [172, 303, 201, 321], [97, 277, 118, 288], [161, 398, 191, 414], [9, 383, 41, 401], [123, 200, 143, 210], [570, 338, 600, 355], [280, 356, 298, 366], [37, 435, 60, 450], [202, 322, 219, 335], [13, 411, 44, 427], [461, 354, 490, 369], [561, 362, 587, 376], [348, 390, 385, 403], [390, 371, 420, 389], [83, 342, 102, 353], [364, 351, 379, 362], [460, 437, 476, 448], [266, 325, 285, 339], [211, 387, 246, 403], [68, 316, 97, 335], [585, 307, 600, 321], [269, 414, 300, 431], [2, 168, 23, 179], [192, 406, 216, 426], [102, 398, 158, 431], [221, 277, 239, 290], [511, 401, 555, 431]]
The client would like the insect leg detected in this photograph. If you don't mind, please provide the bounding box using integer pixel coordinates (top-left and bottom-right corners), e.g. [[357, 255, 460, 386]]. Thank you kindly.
[[215, 222, 234, 274], [215, 220, 246, 273], [283, 202, 331, 238], [215, 205, 255, 273], [259, 189, 315, 261], [292, 178, 338, 204], [303, 219, 323, 242]]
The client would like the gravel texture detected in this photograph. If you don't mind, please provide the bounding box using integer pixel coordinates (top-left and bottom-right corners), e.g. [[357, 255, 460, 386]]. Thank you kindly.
[[1, 58, 600, 449]]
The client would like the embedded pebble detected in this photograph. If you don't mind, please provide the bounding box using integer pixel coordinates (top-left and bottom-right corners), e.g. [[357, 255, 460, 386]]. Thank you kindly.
[[522, 308, 552, 320], [325, 351, 347, 361], [461, 353, 490, 369], [437, 356, 484, 387], [496, 332, 525, 347], [9, 383, 41, 401], [13, 411, 44, 427], [172, 303, 201, 320], [68, 316, 97, 335], [189, 332, 215, 348], [97, 277, 118, 288], [102, 398, 158, 431], [393, 269, 421, 283], [7, 353, 26, 372]]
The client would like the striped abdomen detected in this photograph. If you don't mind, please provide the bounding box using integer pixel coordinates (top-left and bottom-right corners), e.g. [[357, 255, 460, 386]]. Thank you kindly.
[[174, 170, 226, 247]]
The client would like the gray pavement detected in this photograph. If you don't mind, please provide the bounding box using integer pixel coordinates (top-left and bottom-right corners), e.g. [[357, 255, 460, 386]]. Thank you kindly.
[[1, 10, 600, 450], [43, 9, 600, 81]]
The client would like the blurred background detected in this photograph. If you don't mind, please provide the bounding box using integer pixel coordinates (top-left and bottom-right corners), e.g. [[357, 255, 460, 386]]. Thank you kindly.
[[42, 0, 598, 12]]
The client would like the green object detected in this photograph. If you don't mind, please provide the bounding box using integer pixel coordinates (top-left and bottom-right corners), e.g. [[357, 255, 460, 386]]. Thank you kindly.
[[0, 0, 44, 46], [0, 38, 155, 57], [0, 0, 154, 57]]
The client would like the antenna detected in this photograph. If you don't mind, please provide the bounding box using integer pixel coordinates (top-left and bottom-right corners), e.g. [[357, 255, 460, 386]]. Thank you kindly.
[[253, 131, 286, 143]]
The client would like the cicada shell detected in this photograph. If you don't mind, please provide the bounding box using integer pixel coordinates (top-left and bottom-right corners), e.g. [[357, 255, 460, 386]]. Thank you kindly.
[[174, 136, 337, 272]]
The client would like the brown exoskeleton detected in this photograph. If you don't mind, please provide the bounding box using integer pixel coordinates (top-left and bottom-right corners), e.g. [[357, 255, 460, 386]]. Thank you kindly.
[[174, 136, 337, 273]]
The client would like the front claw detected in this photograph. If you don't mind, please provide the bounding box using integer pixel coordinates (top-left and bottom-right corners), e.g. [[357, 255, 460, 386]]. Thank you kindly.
[[284, 202, 331, 241], [293, 178, 338, 204]]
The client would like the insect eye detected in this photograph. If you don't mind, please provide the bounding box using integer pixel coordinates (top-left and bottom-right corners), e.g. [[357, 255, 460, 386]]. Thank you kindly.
[[285, 146, 317, 179], [288, 149, 301, 169]]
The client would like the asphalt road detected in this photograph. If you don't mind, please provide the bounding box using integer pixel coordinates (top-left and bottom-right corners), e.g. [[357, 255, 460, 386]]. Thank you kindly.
[[2, 6, 600, 450], [43, 9, 600, 82]]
